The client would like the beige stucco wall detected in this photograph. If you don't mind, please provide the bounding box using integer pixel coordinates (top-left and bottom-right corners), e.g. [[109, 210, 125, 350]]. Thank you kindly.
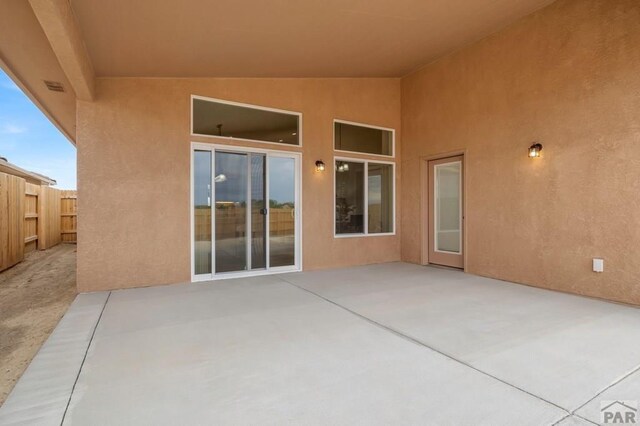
[[401, 0, 640, 304], [77, 78, 401, 292]]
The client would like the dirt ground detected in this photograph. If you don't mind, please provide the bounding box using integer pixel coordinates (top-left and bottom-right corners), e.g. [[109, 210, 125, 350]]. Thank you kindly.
[[0, 244, 77, 406]]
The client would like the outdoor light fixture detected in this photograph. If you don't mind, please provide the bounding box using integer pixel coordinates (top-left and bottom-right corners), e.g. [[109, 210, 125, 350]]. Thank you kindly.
[[336, 162, 350, 172], [315, 160, 325, 172], [528, 143, 543, 158]]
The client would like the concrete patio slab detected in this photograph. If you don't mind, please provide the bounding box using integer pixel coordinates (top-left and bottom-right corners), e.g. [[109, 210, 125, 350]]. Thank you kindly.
[[281, 263, 640, 411], [554, 415, 596, 426], [574, 367, 640, 423], [62, 274, 565, 425], [2, 263, 639, 425]]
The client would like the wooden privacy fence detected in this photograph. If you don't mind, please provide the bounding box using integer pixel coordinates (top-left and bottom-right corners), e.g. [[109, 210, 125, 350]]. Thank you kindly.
[[24, 183, 63, 254], [0, 173, 25, 271], [0, 171, 77, 272], [194, 206, 295, 242], [60, 190, 77, 243]]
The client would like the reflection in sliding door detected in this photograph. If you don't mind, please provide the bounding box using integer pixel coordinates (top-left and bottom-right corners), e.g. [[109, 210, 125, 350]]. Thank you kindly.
[[269, 156, 296, 267], [250, 154, 267, 270], [193, 151, 212, 275], [215, 152, 248, 273]]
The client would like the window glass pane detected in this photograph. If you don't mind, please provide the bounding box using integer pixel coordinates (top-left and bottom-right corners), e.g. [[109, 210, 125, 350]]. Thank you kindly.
[[215, 152, 248, 273], [193, 151, 212, 275], [435, 162, 461, 253], [250, 154, 266, 270], [269, 157, 296, 267], [335, 161, 364, 234], [193, 98, 299, 145], [334, 122, 392, 156], [368, 163, 393, 233]]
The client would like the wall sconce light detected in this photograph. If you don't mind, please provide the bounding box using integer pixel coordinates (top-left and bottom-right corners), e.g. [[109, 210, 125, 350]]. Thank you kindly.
[[528, 143, 543, 158], [336, 161, 350, 172], [315, 160, 325, 172]]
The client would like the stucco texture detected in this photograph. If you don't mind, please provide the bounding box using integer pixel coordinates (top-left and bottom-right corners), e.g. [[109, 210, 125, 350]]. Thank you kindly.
[[401, 0, 640, 304], [77, 78, 401, 292]]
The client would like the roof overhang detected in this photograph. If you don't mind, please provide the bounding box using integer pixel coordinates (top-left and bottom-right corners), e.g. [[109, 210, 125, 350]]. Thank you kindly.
[[0, 0, 78, 144], [0, 157, 57, 186]]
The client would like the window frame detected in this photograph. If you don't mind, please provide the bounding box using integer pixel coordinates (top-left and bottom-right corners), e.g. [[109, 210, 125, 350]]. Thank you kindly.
[[333, 119, 395, 158], [191, 94, 303, 148], [333, 156, 396, 238]]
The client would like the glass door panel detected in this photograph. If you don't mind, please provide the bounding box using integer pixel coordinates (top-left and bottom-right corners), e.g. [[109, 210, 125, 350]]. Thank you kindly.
[[250, 154, 267, 270], [428, 155, 464, 269], [268, 156, 296, 267], [214, 152, 248, 273], [193, 151, 212, 275], [435, 161, 461, 253]]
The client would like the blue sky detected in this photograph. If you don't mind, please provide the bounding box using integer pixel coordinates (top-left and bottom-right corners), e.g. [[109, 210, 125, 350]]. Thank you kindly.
[[0, 69, 76, 189]]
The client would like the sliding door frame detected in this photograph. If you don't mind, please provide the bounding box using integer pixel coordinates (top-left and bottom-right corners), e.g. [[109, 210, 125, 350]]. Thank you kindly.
[[191, 142, 303, 282]]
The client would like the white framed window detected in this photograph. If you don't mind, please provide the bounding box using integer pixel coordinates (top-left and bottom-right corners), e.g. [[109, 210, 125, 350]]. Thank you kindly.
[[191, 95, 302, 147], [334, 157, 395, 237], [334, 119, 395, 157]]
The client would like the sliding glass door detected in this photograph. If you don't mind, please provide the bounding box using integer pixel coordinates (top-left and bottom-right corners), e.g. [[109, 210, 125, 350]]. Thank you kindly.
[[192, 145, 300, 280], [268, 156, 296, 268]]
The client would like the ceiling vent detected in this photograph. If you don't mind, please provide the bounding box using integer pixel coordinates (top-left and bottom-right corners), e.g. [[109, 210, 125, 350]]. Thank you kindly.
[[44, 80, 65, 92]]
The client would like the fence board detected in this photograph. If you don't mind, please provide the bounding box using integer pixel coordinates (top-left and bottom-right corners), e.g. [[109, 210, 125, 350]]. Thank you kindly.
[[60, 190, 77, 243], [38, 186, 61, 249], [0, 173, 25, 271], [24, 183, 40, 254]]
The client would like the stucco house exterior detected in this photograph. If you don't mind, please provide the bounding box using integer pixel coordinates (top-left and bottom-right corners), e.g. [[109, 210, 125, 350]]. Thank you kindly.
[[1, 0, 638, 305]]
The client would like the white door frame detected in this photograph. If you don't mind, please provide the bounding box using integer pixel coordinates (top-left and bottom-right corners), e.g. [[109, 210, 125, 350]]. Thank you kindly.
[[191, 142, 303, 281]]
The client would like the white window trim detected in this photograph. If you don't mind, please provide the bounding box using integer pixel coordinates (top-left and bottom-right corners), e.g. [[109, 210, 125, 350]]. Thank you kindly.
[[333, 119, 395, 158], [333, 156, 396, 238], [191, 94, 303, 148], [190, 142, 303, 282]]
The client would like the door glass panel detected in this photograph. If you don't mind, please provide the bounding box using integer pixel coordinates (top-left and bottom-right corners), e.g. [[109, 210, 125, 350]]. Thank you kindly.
[[368, 163, 393, 233], [335, 161, 365, 234], [250, 154, 266, 269], [269, 157, 296, 267], [193, 150, 212, 275], [435, 162, 461, 253], [215, 152, 248, 273]]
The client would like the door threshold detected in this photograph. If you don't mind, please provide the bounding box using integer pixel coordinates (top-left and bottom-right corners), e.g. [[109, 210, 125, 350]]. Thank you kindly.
[[424, 263, 464, 272]]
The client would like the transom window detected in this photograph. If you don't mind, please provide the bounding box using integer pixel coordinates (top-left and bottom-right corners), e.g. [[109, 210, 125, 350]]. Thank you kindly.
[[334, 158, 395, 236], [334, 120, 394, 157], [192, 95, 301, 146]]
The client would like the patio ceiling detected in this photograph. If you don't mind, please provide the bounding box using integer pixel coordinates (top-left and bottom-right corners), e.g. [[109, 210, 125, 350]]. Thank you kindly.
[[0, 0, 557, 144], [70, 0, 557, 78]]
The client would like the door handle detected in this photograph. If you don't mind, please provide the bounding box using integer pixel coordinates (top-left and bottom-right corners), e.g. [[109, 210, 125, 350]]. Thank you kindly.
[[260, 208, 268, 216]]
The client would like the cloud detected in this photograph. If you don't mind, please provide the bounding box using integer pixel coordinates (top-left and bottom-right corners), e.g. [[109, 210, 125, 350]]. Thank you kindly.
[[1, 124, 27, 134]]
